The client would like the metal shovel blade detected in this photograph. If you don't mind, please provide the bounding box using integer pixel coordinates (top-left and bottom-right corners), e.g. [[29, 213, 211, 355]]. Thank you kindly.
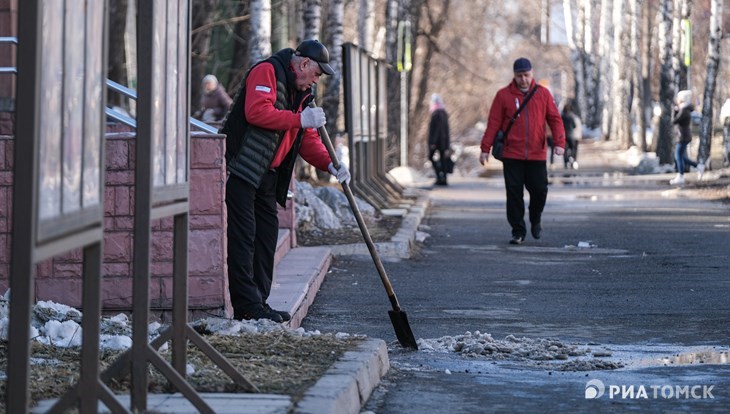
[[388, 309, 418, 349]]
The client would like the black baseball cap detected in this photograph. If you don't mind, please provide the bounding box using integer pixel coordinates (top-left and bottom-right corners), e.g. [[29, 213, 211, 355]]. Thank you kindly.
[[295, 40, 335, 75], [513, 57, 532, 73]]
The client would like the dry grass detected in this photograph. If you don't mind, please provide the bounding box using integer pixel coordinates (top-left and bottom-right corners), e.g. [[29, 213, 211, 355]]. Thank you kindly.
[[0, 331, 362, 413]]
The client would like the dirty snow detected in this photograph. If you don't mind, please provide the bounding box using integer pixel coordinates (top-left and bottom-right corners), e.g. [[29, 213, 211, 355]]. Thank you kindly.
[[416, 330, 623, 371], [0, 290, 355, 354]]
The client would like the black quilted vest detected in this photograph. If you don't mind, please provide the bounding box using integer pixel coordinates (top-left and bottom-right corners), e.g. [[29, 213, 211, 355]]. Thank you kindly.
[[220, 48, 311, 207]]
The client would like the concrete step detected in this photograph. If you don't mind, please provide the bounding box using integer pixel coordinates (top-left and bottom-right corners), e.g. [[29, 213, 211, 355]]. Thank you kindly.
[[275, 229, 292, 267], [268, 245, 332, 329]]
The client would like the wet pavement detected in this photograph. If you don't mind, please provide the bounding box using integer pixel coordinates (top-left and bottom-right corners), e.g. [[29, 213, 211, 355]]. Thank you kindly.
[[302, 143, 729, 413]]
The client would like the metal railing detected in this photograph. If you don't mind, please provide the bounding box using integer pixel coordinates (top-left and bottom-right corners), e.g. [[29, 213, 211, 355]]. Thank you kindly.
[[106, 78, 218, 134], [2, 36, 219, 134], [0, 36, 18, 74]]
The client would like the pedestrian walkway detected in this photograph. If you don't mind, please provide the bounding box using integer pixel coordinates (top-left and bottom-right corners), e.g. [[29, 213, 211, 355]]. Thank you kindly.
[[32, 190, 430, 414]]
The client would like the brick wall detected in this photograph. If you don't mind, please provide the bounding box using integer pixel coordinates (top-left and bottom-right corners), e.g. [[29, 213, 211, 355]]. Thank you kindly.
[[0, 129, 298, 314]]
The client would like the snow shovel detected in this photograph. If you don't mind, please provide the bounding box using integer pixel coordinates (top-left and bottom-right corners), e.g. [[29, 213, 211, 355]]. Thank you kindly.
[[310, 103, 418, 350]]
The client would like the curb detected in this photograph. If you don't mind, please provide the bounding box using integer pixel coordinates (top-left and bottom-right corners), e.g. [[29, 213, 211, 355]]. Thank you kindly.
[[329, 192, 430, 258], [294, 338, 390, 414]]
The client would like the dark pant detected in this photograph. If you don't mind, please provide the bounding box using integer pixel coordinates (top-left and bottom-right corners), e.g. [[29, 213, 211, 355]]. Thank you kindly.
[[564, 137, 579, 167], [225, 171, 279, 314], [674, 141, 697, 174], [430, 147, 448, 182], [502, 159, 548, 238]]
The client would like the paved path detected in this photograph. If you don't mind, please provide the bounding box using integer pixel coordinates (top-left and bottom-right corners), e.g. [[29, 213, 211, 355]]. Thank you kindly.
[[302, 140, 730, 413]]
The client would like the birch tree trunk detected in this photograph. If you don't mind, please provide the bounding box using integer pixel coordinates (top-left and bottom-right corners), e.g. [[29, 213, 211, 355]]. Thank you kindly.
[[303, 0, 322, 41], [610, 0, 632, 147], [674, 0, 692, 91], [630, 0, 647, 151], [249, 0, 272, 65], [323, 0, 344, 139], [578, 0, 596, 124], [639, 0, 652, 152], [698, 0, 722, 167], [385, 0, 401, 171], [563, 0, 584, 116], [271, 0, 290, 52], [359, 0, 375, 51], [598, 0, 613, 139], [656, 0, 676, 164], [584, 0, 601, 129]]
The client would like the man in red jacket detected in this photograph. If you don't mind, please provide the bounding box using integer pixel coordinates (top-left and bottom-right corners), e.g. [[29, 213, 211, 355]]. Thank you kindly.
[[479, 58, 565, 245], [220, 40, 350, 322]]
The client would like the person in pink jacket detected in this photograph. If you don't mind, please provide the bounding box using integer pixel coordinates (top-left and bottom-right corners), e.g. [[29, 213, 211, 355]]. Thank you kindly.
[[479, 58, 565, 245]]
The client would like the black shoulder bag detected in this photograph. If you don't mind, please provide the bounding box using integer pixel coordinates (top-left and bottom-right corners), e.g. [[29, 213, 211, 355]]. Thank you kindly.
[[491, 86, 538, 161]]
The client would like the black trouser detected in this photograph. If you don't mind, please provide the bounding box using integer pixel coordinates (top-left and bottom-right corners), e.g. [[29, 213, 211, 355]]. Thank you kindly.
[[225, 171, 279, 314], [564, 137, 579, 166], [429, 147, 448, 180], [502, 159, 548, 238]]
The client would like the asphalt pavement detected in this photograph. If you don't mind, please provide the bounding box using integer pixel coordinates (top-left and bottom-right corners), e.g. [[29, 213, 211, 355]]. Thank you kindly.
[[301, 140, 730, 413]]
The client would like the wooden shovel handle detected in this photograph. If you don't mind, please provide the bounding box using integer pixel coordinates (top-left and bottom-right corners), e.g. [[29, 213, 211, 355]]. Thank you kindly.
[[309, 103, 402, 311]]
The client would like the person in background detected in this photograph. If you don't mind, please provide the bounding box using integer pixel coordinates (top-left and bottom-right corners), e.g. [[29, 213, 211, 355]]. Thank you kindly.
[[220, 40, 350, 322], [561, 98, 581, 169], [428, 93, 451, 186], [669, 90, 704, 185], [719, 98, 730, 167], [197, 74, 233, 122], [479, 57, 565, 245]]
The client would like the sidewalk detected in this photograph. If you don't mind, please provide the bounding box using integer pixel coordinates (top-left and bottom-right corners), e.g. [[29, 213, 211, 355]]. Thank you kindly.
[[32, 190, 430, 414]]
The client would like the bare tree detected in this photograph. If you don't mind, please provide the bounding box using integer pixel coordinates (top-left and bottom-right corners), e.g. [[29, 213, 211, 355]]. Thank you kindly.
[[323, 0, 345, 136], [191, 0, 220, 114], [228, 2, 251, 92], [673, 0, 692, 91], [108, 0, 129, 109], [697, 0, 723, 167], [610, 0, 632, 147], [656, 0, 676, 164], [303, 0, 322, 41], [272, 0, 291, 52], [359, 0, 376, 51], [412, 0, 451, 136], [250, 0, 272, 65], [598, 0, 613, 139], [630, 0, 648, 152]]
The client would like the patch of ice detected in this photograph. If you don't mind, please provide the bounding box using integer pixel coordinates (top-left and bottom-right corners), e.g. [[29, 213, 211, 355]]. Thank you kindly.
[[100, 334, 133, 350]]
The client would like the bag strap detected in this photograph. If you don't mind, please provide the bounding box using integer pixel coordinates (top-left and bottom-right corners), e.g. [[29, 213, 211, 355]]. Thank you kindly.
[[503, 85, 539, 137]]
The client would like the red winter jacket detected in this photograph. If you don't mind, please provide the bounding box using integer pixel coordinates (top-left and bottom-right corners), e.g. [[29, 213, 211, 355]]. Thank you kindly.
[[480, 80, 565, 161]]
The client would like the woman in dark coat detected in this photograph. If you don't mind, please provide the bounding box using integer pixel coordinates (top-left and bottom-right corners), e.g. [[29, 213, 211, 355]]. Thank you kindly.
[[669, 90, 704, 185], [428, 93, 451, 185]]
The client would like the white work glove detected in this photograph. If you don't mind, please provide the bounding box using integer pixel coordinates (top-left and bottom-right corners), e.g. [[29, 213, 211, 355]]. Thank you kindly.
[[479, 152, 490, 165], [328, 162, 351, 185], [300, 106, 326, 129], [553, 147, 565, 156]]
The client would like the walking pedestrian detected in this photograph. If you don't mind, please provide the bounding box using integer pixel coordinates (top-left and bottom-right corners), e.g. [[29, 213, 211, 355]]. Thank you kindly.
[[220, 39, 350, 322], [561, 99, 581, 169], [479, 57, 565, 245], [669, 90, 704, 185], [428, 93, 451, 185]]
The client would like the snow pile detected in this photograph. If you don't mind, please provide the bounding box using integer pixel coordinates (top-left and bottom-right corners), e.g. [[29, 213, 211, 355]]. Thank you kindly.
[[418, 331, 588, 360], [417, 330, 623, 371], [0, 290, 354, 352]]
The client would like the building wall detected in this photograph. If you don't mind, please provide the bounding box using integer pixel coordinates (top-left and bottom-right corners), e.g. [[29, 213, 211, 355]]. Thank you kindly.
[[0, 131, 297, 314], [0, 0, 17, 133]]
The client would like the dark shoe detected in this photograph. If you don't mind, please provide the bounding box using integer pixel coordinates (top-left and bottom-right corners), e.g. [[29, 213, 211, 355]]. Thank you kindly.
[[235, 307, 283, 323], [264, 303, 291, 322], [531, 222, 542, 239], [509, 235, 524, 245]]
